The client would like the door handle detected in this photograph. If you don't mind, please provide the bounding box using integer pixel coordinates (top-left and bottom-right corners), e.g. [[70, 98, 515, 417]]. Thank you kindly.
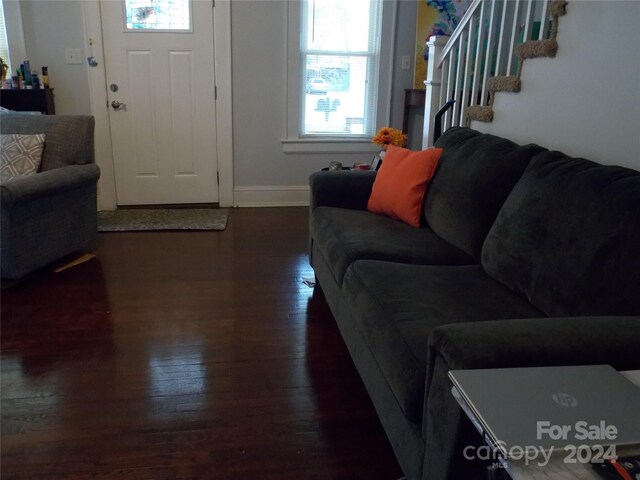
[[111, 100, 127, 110]]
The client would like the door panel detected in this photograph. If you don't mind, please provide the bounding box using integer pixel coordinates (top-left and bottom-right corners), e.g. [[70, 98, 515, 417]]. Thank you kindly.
[[100, 0, 218, 205]]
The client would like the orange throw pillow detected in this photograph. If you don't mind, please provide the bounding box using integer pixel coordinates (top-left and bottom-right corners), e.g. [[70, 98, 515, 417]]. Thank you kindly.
[[367, 145, 443, 227]]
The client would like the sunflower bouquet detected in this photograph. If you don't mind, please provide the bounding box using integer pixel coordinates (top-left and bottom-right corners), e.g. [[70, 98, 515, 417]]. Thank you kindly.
[[372, 127, 407, 149]]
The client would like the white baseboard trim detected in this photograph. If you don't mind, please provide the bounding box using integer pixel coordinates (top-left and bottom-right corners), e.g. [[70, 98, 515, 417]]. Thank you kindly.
[[233, 185, 310, 207]]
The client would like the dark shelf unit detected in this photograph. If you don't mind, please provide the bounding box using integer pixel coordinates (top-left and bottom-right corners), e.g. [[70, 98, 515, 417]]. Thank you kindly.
[[0, 89, 56, 114]]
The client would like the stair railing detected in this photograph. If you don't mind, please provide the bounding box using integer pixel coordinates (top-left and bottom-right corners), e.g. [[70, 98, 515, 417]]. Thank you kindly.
[[422, 0, 557, 148]]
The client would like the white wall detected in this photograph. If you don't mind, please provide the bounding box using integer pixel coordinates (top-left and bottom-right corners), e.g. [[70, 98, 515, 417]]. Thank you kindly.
[[19, 0, 91, 115], [231, 0, 418, 204], [473, 1, 640, 171]]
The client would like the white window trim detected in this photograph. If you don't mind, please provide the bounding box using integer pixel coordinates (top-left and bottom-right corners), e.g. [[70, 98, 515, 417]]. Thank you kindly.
[[282, 0, 397, 154]]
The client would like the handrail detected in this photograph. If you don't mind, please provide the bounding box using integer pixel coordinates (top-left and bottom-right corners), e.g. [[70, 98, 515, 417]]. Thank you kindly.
[[433, 99, 456, 144], [437, 0, 482, 68]]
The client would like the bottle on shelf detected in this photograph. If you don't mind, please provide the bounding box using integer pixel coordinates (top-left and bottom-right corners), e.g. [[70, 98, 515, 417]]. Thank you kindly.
[[22, 61, 32, 88], [42, 67, 49, 88], [16, 67, 24, 89]]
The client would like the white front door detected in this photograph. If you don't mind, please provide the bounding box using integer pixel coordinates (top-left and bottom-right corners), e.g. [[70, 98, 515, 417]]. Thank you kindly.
[[100, 0, 218, 205]]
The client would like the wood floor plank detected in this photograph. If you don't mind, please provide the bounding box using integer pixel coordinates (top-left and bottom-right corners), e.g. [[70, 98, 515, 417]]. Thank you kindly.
[[1, 207, 402, 479]]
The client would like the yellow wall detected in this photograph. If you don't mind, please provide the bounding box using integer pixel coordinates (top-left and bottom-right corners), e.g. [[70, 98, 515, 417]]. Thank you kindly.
[[413, 2, 438, 89]]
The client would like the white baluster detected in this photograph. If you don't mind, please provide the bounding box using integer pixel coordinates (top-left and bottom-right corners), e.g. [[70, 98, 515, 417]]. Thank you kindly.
[[446, 44, 457, 128], [440, 56, 448, 108], [471, 0, 488, 106], [522, 0, 536, 42], [460, 15, 477, 122], [538, 0, 551, 39], [506, 0, 522, 76], [495, 0, 516, 77], [453, 32, 467, 126], [480, 0, 499, 105]]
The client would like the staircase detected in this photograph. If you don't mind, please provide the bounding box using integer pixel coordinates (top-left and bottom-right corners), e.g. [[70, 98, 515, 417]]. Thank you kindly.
[[422, 0, 568, 147]]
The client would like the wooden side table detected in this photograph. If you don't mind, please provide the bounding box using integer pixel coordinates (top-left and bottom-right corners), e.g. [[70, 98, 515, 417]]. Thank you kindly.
[[402, 89, 426, 134]]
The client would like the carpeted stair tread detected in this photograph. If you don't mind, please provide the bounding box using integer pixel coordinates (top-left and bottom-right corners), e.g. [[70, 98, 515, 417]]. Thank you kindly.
[[465, 106, 494, 123], [488, 76, 521, 93], [516, 39, 559, 60]]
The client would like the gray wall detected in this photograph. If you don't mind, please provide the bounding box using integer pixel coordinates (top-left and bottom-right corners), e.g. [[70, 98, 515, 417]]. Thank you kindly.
[[20, 0, 91, 115], [20, 0, 637, 198], [15, 0, 419, 192], [473, 1, 640, 171], [231, 0, 418, 188], [392, 0, 423, 150]]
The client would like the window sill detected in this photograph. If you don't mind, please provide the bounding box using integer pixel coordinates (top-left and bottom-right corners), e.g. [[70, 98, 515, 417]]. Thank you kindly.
[[281, 138, 379, 155]]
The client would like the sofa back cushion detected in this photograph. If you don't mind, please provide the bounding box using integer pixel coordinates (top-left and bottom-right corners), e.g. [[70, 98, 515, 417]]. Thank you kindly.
[[0, 114, 95, 171], [482, 151, 640, 316], [427, 127, 546, 260]]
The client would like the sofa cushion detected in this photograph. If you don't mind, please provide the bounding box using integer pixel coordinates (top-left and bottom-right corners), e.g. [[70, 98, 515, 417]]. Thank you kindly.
[[311, 207, 474, 284], [482, 151, 640, 316], [427, 127, 546, 260], [342, 260, 544, 423]]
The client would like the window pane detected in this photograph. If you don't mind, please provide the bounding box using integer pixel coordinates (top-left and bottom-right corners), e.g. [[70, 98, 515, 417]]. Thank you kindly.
[[125, 0, 191, 30], [300, 0, 382, 137], [305, 0, 375, 52], [303, 55, 374, 136], [0, 2, 11, 74]]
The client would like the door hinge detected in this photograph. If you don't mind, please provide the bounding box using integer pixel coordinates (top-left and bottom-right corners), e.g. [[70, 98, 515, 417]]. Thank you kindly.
[[212, 0, 215, 7], [217, 171, 220, 184], [215, 85, 218, 100]]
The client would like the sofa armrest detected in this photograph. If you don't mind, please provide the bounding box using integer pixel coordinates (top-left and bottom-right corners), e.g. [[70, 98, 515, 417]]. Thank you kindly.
[[1, 164, 101, 208], [428, 316, 640, 372], [309, 170, 376, 212]]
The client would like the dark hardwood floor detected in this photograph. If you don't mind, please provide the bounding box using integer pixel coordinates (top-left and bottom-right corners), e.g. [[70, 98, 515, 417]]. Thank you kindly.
[[1, 207, 402, 479]]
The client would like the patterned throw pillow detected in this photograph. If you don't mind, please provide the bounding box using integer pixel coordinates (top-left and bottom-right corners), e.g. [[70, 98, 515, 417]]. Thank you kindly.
[[0, 133, 46, 182]]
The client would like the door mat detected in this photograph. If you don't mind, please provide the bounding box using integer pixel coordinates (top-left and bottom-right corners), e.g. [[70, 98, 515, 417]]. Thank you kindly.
[[98, 209, 228, 232]]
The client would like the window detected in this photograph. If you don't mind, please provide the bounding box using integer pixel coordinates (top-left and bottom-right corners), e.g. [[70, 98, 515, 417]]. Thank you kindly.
[[301, 0, 381, 137], [284, 0, 395, 153], [0, 1, 10, 74], [124, 0, 191, 31]]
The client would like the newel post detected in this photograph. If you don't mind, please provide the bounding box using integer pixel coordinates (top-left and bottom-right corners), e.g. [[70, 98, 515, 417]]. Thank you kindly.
[[422, 35, 449, 148]]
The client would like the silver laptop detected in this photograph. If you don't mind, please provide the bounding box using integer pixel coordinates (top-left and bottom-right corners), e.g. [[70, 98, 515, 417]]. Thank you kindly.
[[449, 365, 640, 459]]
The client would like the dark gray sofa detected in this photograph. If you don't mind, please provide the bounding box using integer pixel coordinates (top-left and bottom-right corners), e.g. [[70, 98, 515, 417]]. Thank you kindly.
[[1, 114, 100, 279], [308, 127, 640, 480]]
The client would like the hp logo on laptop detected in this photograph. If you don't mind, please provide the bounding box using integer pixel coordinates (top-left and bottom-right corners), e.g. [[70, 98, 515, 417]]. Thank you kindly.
[[552, 392, 578, 408]]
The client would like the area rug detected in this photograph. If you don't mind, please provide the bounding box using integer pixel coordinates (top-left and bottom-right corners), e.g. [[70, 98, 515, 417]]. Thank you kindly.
[[97, 209, 228, 232]]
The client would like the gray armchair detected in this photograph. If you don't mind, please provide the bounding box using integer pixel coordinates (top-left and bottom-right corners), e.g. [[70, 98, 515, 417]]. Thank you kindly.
[[1, 114, 100, 279]]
